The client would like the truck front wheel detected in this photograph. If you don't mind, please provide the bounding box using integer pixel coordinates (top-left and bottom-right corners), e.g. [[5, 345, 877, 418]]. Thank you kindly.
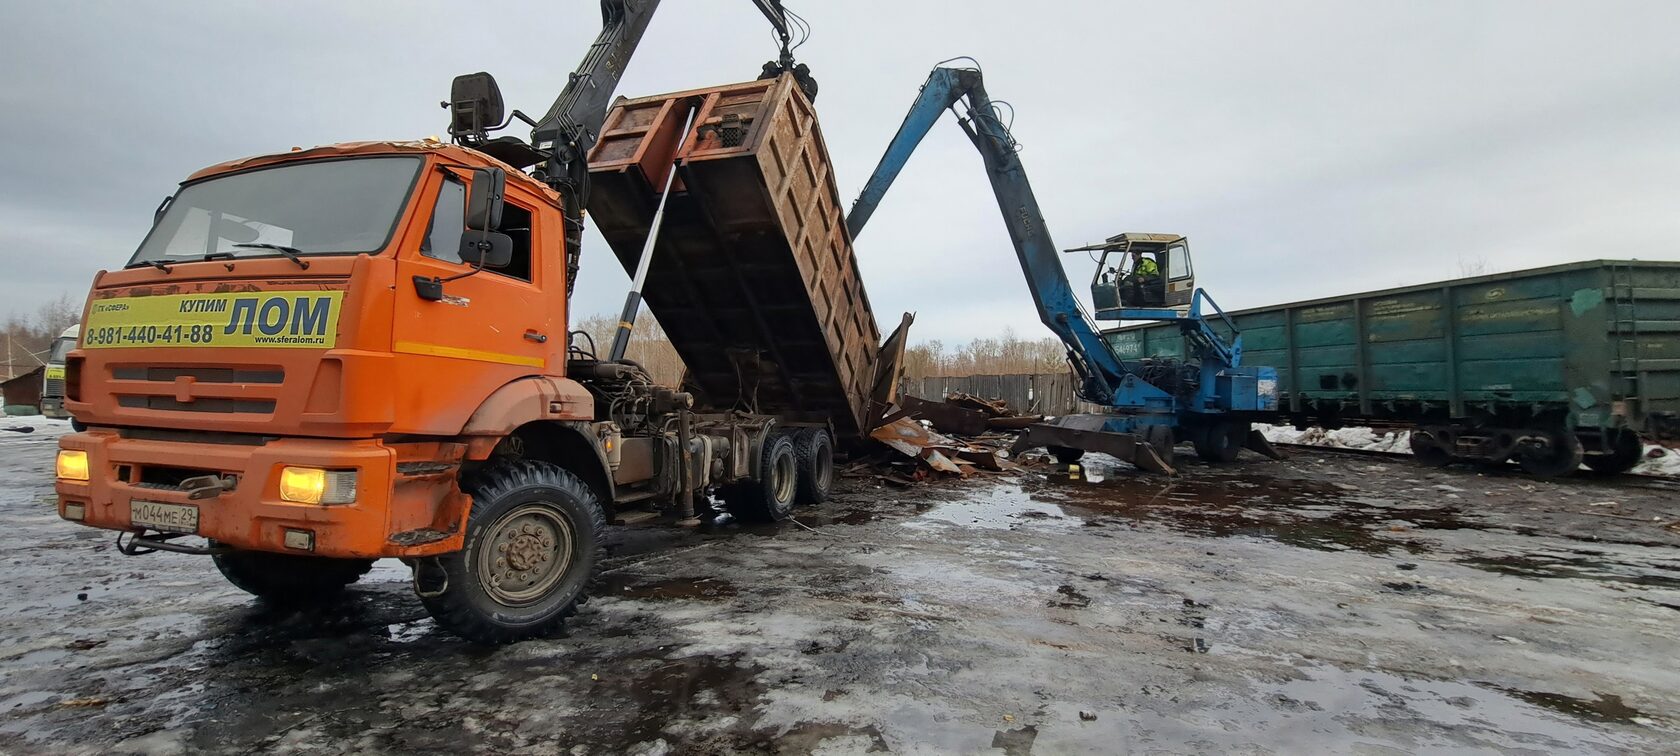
[[419, 460, 605, 645], [212, 549, 374, 604]]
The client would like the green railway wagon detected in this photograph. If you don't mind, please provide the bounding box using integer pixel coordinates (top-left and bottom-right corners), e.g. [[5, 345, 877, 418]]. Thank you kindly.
[[1103, 260, 1680, 476]]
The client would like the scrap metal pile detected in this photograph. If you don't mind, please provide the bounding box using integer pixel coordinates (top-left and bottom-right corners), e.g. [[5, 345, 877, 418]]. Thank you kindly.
[[863, 391, 1048, 482]]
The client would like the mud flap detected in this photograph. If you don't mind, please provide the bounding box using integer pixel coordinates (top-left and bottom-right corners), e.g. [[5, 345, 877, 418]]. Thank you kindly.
[[1245, 429, 1283, 460], [1011, 421, 1177, 475]]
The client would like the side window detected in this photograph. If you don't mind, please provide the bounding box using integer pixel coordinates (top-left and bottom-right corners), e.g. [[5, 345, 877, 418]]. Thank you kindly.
[[421, 176, 466, 264], [1167, 244, 1192, 281], [492, 201, 534, 283]]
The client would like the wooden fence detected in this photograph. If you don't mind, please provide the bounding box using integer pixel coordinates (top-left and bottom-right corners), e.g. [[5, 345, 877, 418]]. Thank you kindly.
[[899, 372, 1104, 416]]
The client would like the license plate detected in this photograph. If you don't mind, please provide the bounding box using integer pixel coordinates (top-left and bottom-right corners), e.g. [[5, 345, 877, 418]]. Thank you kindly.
[[130, 500, 199, 534]]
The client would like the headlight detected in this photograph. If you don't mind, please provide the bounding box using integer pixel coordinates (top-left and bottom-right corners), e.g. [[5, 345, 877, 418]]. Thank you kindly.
[[56, 450, 89, 481], [279, 467, 357, 504]]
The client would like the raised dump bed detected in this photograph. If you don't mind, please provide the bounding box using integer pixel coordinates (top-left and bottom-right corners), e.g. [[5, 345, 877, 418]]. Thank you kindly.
[[587, 74, 881, 440], [1104, 260, 1680, 473]]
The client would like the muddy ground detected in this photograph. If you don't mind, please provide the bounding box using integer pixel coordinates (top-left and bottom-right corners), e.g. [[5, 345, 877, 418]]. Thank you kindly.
[[2, 418, 1678, 754]]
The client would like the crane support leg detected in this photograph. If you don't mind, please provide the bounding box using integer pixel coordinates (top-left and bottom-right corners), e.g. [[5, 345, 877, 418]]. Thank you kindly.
[[1010, 417, 1175, 475]]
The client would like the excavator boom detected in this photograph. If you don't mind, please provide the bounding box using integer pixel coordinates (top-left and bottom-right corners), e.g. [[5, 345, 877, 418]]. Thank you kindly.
[[846, 65, 1166, 409]]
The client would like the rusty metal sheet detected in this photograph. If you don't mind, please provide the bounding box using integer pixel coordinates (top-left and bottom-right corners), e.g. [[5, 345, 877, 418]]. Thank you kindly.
[[947, 392, 1012, 417], [587, 75, 881, 441], [986, 415, 1043, 431], [900, 395, 989, 436], [869, 313, 914, 426], [868, 416, 971, 474]]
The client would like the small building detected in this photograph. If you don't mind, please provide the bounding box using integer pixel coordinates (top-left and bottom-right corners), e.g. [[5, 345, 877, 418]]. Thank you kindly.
[[2, 366, 45, 413]]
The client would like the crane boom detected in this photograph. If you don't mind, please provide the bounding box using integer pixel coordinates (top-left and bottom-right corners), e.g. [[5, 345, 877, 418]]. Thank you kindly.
[[846, 66, 1163, 408]]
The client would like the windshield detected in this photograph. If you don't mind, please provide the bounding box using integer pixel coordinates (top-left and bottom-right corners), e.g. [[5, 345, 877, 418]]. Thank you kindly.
[[48, 336, 75, 363], [130, 156, 423, 266]]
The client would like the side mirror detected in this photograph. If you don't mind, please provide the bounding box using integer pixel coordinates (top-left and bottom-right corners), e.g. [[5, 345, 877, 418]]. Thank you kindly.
[[459, 230, 513, 269], [465, 167, 505, 231]]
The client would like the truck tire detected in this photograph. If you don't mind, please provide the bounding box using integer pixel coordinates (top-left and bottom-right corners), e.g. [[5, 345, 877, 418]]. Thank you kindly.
[[1193, 422, 1246, 463], [1144, 425, 1175, 467], [793, 428, 834, 506], [729, 434, 799, 522], [1518, 431, 1584, 478], [419, 460, 605, 645], [1048, 446, 1085, 465], [212, 549, 375, 604], [1584, 429, 1643, 475]]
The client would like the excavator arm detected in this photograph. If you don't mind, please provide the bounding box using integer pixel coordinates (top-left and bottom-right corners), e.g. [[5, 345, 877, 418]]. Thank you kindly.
[[846, 65, 1170, 409]]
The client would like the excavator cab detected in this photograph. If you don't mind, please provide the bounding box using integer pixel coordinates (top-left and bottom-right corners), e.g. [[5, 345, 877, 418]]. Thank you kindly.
[[1080, 233, 1195, 316]]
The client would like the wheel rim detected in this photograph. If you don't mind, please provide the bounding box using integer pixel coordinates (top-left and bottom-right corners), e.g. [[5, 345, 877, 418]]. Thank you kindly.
[[772, 452, 797, 505], [813, 443, 834, 490], [477, 503, 575, 608]]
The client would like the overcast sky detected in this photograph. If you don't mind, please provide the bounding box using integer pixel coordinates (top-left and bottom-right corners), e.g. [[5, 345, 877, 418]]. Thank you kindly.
[[3, 1, 1677, 344]]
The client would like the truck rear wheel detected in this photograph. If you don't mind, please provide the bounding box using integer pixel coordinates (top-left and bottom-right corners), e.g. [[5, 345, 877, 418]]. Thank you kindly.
[[729, 434, 799, 522], [794, 428, 834, 506], [419, 460, 605, 645], [1193, 422, 1246, 463], [212, 550, 374, 604], [1584, 429, 1643, 475]]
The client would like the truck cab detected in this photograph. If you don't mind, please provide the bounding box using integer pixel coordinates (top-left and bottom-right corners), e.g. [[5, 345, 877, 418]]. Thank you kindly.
[[58, 141, 578, 555], [40, 324, 79, 421], [1083, 233, 1196, 314]]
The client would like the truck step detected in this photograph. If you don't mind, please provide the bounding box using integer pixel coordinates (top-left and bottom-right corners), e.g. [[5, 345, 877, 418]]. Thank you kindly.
[[612, 510, 662, 526]]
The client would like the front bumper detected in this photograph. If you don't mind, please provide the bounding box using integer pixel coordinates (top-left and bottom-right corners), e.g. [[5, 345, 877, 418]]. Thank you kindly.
[[55, 431, 467, 559]]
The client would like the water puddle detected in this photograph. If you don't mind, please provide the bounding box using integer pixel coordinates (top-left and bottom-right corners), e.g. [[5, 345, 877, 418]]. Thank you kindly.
[[597, 574, 739, 601], [1487, 687, 1652, 725], [1025, 458, 1475, 555], [1456, 552, 1680, 589], [908, 484, 1082, 531]]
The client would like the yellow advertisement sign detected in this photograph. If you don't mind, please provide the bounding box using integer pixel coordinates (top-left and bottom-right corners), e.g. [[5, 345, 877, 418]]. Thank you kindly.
[[83, 291, 343, 349]]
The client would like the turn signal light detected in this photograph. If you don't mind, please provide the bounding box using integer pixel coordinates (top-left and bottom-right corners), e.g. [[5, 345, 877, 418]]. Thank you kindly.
[[56, 450, 89, 481], [279, 467, 357, 505]]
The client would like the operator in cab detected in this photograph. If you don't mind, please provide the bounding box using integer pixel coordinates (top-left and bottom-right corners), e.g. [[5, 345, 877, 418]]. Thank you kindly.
[[1123, 251, 1165, 307]]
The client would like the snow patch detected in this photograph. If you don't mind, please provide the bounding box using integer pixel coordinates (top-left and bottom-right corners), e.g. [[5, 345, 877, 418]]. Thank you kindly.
[[1258, 424, 1412, 454]]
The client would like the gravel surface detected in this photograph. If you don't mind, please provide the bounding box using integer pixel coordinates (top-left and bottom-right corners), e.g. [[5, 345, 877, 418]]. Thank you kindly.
[[3, 418, 1678, 754]]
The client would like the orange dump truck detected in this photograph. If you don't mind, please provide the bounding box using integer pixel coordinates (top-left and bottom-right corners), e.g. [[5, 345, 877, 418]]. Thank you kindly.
[[52, 79, 872, 642]]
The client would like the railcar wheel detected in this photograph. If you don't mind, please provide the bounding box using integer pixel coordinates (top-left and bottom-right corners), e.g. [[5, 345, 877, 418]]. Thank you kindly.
[[1517, 431, 1584, 478], [1408, 431, 1452, 468], [1583, 429, 1643, 475]]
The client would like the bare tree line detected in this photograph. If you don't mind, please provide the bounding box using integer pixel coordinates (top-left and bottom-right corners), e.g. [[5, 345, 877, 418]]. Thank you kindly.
[[3, 292, 1065, 385], [570, 313, 686, 386], [568, 316, 1067, 384], [2, 294, 81, 380]]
